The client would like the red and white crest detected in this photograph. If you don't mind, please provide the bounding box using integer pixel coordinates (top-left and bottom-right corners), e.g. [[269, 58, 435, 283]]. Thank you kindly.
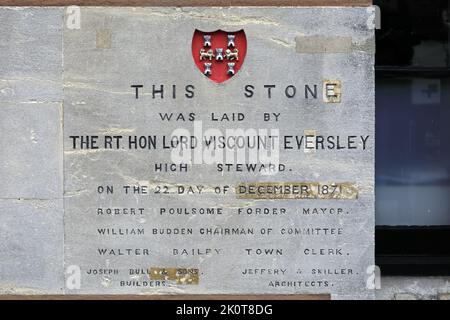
[[192, 29, 247, 83]]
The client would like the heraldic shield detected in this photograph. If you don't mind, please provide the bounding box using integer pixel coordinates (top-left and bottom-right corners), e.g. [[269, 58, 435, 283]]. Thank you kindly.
[[192, 29, 247, 83]]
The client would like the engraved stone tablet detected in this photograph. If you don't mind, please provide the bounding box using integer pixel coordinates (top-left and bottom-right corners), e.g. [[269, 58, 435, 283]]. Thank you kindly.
[[0, 6, 375, 299]]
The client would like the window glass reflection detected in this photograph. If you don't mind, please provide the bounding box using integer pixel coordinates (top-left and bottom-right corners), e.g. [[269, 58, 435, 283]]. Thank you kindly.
[[376, 76, 450, 225]]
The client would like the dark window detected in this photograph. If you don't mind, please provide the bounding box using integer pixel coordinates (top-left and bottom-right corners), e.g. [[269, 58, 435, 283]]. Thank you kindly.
[[375, 0, 450, 275], [376, 0, 450, 68]]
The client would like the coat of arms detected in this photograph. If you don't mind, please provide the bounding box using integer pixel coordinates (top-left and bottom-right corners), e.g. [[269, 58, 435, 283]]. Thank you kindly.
[[192, 29, 247, 83]]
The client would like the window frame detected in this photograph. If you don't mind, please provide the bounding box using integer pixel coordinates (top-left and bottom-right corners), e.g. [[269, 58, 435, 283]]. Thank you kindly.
[[374, 7, 450, 275], [376, 225, 450, 276]]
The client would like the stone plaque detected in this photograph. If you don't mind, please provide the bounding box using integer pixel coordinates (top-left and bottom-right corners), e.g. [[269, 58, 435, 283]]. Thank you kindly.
[[0, 6, 375, 299]]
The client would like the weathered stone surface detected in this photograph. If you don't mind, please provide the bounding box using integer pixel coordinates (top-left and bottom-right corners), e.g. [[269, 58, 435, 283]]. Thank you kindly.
[[438, 293, 450, 300], [0, 6, 374, 299], [63, 7, 374, 299], [0, 199, 64, 294], [0, 102, 63, 199], [394, 293, 418, 300], [376, 277, 450, 300], [0, 7, 64, 294], [0, 7, 63, 103]]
